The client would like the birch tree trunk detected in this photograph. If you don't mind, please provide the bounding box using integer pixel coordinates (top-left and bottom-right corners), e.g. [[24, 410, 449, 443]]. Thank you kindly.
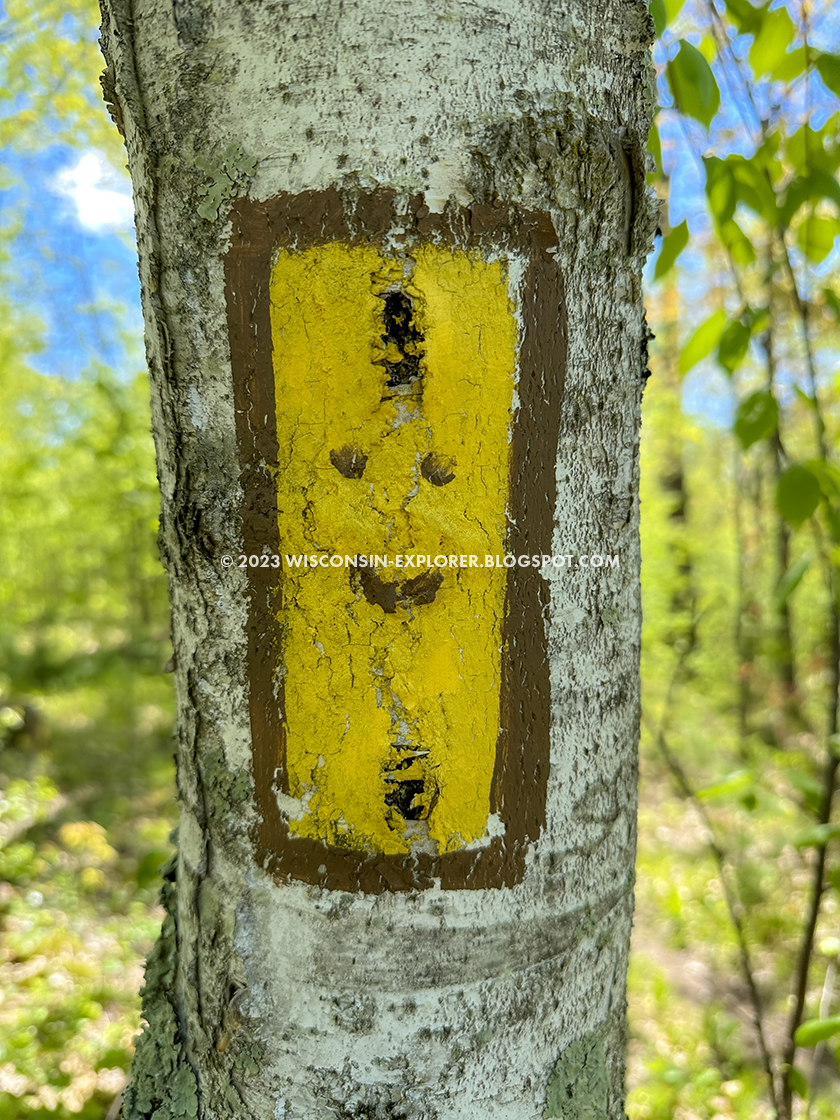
[[98, 1, 657, 1116]]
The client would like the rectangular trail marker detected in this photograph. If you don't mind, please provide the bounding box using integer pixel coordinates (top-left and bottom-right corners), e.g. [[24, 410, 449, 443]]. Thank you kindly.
[[226, 190, 566, 892]]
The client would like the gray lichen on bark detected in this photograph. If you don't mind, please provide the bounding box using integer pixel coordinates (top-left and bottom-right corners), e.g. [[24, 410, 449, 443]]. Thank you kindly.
[[123, 854, 200, 1120], [542, 1031, 609, 1120]]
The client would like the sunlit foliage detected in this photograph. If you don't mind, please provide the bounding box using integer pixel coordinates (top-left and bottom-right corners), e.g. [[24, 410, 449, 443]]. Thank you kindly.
[[0, 344, 176, 1120], [0, 0, 122, 158], [633, 1, 840, 1117], [0, 5, 174, 1118]]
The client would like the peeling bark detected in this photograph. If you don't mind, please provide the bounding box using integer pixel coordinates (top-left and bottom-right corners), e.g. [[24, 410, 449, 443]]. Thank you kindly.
[[98, 0, 657, 1116]]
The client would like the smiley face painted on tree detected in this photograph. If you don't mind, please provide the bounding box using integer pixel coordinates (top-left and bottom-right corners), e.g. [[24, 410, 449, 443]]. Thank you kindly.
[[271, 242, 516, 858], [227, 192, 563, 892]]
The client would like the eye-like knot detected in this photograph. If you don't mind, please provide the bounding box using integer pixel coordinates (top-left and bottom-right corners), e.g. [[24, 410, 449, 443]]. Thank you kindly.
[[329, 445, 368, 479], [421, 453, 456, 486]]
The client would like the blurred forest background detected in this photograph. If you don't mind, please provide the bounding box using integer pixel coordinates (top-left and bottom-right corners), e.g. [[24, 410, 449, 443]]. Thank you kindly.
[[1, 0, 840, 1118]]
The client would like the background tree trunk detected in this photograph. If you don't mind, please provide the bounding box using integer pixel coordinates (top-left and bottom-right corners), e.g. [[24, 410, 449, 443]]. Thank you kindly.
[[98, 1, 656, 1116]]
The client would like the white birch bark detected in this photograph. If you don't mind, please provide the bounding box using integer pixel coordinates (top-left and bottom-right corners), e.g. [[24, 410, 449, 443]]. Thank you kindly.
[[98, 1, 657, 1117]]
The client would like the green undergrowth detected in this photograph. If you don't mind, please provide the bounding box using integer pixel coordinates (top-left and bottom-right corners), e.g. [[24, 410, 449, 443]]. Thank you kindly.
[[0, 353, 176, 1120]]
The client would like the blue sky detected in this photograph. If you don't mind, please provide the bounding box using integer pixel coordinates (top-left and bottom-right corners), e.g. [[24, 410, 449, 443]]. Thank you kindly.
[[3, 0, 838, 425], [1, 143, 142, 379], [646, 0, 840, 427]]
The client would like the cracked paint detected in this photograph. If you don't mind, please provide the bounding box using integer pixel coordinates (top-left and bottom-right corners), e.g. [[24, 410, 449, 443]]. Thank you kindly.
[[270, 242, 516, 856]]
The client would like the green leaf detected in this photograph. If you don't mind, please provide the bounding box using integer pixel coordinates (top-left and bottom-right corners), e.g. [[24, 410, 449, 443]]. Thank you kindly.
[[754, 131, 784, 187], [797, 216, 840, 263], [823, 287, 840, 319], [780, 170, 840, 227], [827, 508, 840, 545], [719, 218, 757, 265], [698, 36, 716, 63], [786, 1066, 808, 1100], [723, 0, 763, 34], [667, 41, 721, 127], [654, 220, 689, 279], [750, 7, 795, 78], [734, 389, 778, 446], [772, 46, 807, 83], [788, 119, 840, 177], [650, 0, 667, 36], [808, 459, 840, 503], [718, 318, 752, 374], [788, 767, 823, 815], [679, 308, 726, 375], [815, 53, 840, 99], [136, 850, 169, 889], [808, 458, 840, 542], [795, 824, 840, 849], [696, 770, 753, 801], [663, 0, 684, 18], [795, 386, 817, 411], [795, 1016, 840, 1047], [777, 464, 821, 526], [727, 155, 778, 224], [774, 554, 812, 608], [705, 157, 737, 224], [705, 153, 778, 226]]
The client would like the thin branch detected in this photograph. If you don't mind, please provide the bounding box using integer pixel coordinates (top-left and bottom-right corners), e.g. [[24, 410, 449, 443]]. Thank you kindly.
[[763, 268, 797, 697], [643, 713, 780, 1116], [733, 440, 752, 757], [645, 625, 779, 1114], [805, 959, 836, 1118], [775, 235, 827, 460], [771, 15, 840, 1106], [781, 585, 840, 1120]]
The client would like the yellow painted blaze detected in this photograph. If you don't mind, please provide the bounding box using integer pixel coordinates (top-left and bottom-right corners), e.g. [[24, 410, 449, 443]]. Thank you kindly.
[[270, 242, 517, 857]]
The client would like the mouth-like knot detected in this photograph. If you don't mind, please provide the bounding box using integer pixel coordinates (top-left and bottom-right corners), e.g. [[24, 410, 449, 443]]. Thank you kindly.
[[354, 567, 443, 614], [383, 746, 437, 823]]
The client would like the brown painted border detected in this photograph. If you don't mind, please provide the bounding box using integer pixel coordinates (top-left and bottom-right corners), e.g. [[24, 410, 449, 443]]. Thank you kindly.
[[225, 189, 566, 892]]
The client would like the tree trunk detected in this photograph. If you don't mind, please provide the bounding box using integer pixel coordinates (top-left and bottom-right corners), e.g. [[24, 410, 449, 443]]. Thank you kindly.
[[98, 1, 656, 1116]]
